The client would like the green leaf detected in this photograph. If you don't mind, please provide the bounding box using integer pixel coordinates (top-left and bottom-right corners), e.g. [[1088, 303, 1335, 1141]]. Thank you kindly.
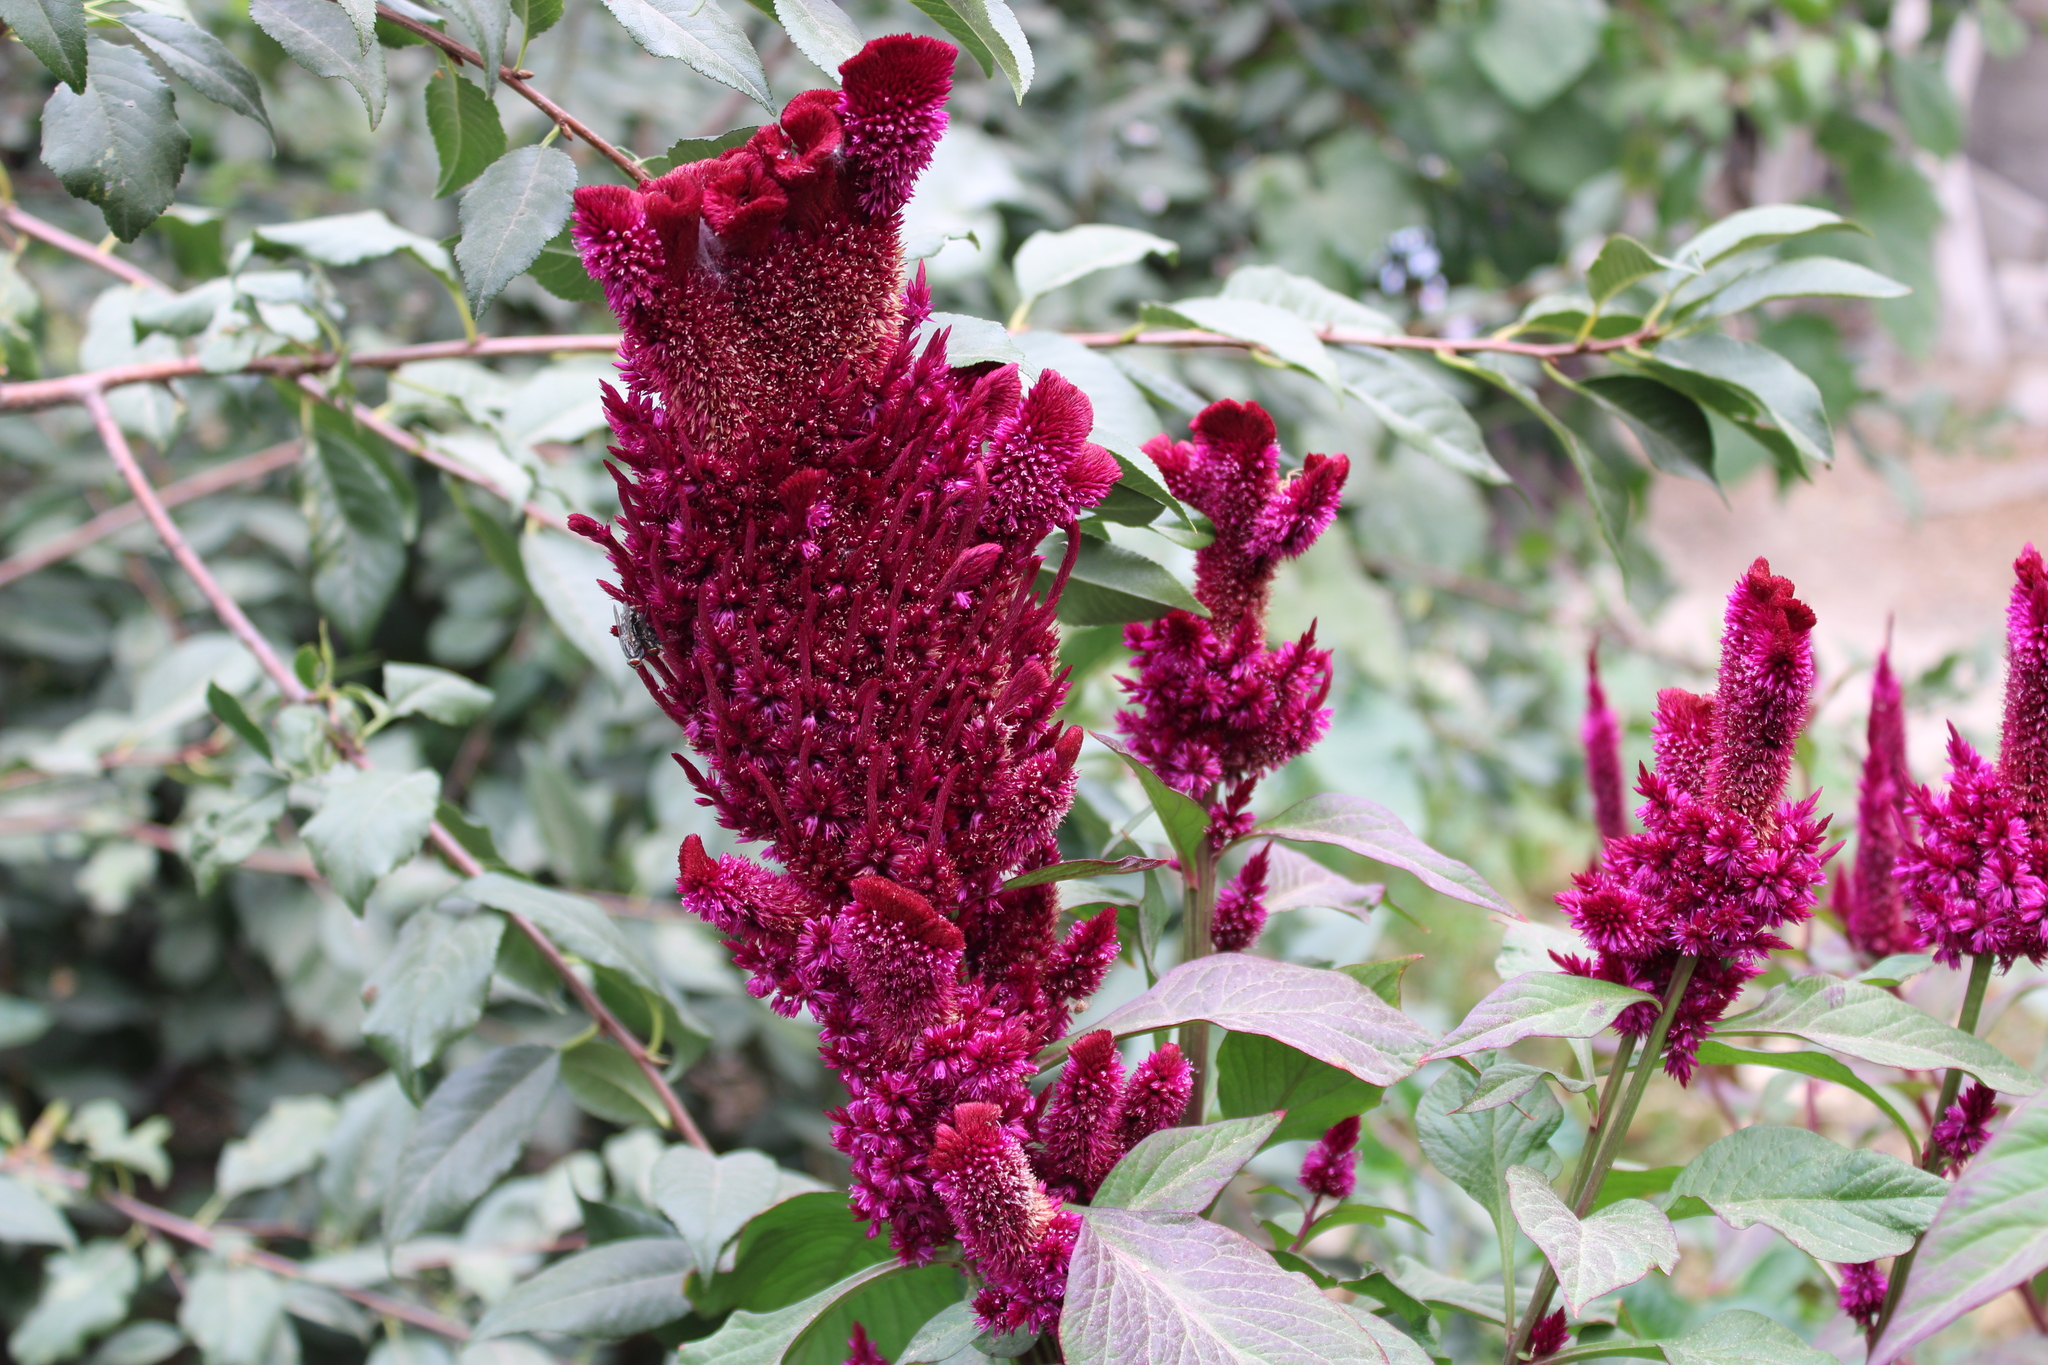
[[1855, 952, 1935, 987], [905, 0, 994, 75], [462, 872, 662, 993], [696, 1191, 892, 1317], [1670, 1124, 1948, 1261], [1701, 257, 1910, 318], [1576, 374, 1716, 485], [1217, 1031, 1383, 1145], [384, 662, 494, 724], [9, 1241, 138, 1365], [318, 1073, 415, 1239], [580, 1196, 675, 1244], [1455, 1059, 1594, 1115], [300, 406, 411, 647], [251, 0, 388, 126], [66, 1101, 171, 1186], [207, 682, 272, 761], [1220, 263, 1401, 334], [458, 144, 578, 317], [919, 0, 1031, 99], [1088, 731, 1209, 872], [1001, 856, 1167, 889], [424, 66, 507, 196], [1253, 792, 1514, 916], [788, 1265, 965, 1365], [120, 14, 272, 137], [1588, 1165, 1680, 1213], [1141, 296, 1338, 388], [1717, 973, 2040, 1097], [438, 0, 510, 92], [253, 209, 457, 287], [1691, 1038, 1920, 1162], [597, 0, 773, 110], [0, 994, 53, 1048], [898, 1303, 979, 1365], [774, 0, 862, 79], [1306, 1201, 1429, 1237], [178, 1265, 286, 1365], [1428, 972, 1654, 1061], [678, 1260, 913, 1365], [1011, 225, 1178, 320], [40, 40, 190, 242], [1890, 52, 1964, 157], [522, 524, 634, 687], [512, 0, 562, 39], [383, 1043, 560, 1243], [1671, 205, 1857, 270], [1343, 957, 1418, 1008], [1336, 348, 1509, 484], [1092, 1114, 1280, 1212], [363, 908, 504, 1099], [1470, 0, 1607, 110], [561, 1037, 672, 1127], [217, 1094, 339, 1202], [651, 1144, 786, 1281], [1871, 1085, 2048, 1365], [1043, 535, 1202, 626], [1442, 352, 1630, 554], [1586, 235, 1669, 304], [0, 0, 86, 89], [0, 1173, 75, 1248], [87, 1322, 185, 1365], [475, 1238, 694, 1338], [1662, 1309, 1835, 1365], [1416, 1065, 1562, 1226], [1635, 332, 1833, 471], [300, 767, 439, 910], [1506, 1165, 1676, 1313], [642, 123, 759, 175]]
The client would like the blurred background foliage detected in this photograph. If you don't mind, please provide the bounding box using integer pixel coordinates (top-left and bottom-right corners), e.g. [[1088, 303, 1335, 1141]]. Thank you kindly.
[[2, 0, 2042, 1358]]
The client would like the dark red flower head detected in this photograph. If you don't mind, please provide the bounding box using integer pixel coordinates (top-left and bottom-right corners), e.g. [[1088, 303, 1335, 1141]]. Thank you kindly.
[[1529, 1308, 1570, 1359], [1839, 1261, 1888, 1328], [1299, 1116, 1360, 1201], [1899, 727, 2048, 970], [929, 1102, 1080, 1335], [1931, 1080, 1998, 1168], [1584, 647, 1629, 845], [1709, 558, 1817, 823], [2001, 544, 2048, 831], [1841, 649, 1920, 961]]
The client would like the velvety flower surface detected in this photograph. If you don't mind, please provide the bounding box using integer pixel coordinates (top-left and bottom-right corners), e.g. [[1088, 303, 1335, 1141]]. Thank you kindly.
[[1839, 1261, 1888, 1328], [1211, 843, 1271, 952], [843, 1322, 888, 1365], [1930, 1080, 1998, 1167], [1528, 1308, 1570, 1359], [1555, 560, 1836, 1082], [2003, 544, 2048, 829], [1584, 648, 1629, 845], [570, 35, 1147, 1329], [1840, 650, 1919, 961], [1299, 1116, 1360, 1201]]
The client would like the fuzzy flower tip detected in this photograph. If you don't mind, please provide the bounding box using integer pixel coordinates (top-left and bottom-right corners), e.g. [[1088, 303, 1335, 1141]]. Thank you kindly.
[[1117, 1043, 1193, 1145], [843, 1323, 888, 1365], [1932, 1081, 1998, 1167], [573, 36, 1124, 1318], [1585, 648, 1629, 846], [1115, 400, 1348, 804], [1555, 561, 1835, 1082], [1898, 727, 2048, 970], [1529, 1309, 1570, 1359], [1842, 650, 1921, 962], [2002, 544, 2048, 830], [1839, 1261, 1889, 1328], [1300, 1116, 1360, 1201], [929, 1103, 1080, 1335], [1212, 843, 1271, 952]]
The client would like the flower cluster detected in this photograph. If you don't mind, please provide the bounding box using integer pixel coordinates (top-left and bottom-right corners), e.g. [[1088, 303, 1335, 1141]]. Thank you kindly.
[[1838, 650, 1920, 961], [1556, 560, 1837, 1082], [1839, 1261, 1889, 1328], [1529, 1308, 1570, 1359], [1897, 546, 2048, 970], [1930, 1080, 1998, 1167], [1583, 648, 1630, 846], [1299, 1117, 1360, 1201], [569, 36, 1177, 1332]]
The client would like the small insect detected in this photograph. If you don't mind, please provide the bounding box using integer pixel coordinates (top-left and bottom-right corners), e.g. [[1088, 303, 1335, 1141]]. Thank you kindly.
[[615, 605, 659, 667]]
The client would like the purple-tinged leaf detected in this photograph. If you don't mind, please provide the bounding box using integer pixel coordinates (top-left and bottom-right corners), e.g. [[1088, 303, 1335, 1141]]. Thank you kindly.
[[1049, 955, 1434, 1086], [1251, 794, 1513, 916], [1662, 1309, 1835, 1364], [1261, 845, 1383, 918], [1506, 1165, 1677, 1314], [1001, 856, 1168, 890], [1426, 973, 1653, 1062], [1416, 1067, 1561, 1227], [1869, 1087, 2048, 1365], [1669, 1125, 1946, 1262], [1453, 1060, 1593, 1115], [1061, 1209, 1389, 1364], [1093, 1114, 1280, 1213]]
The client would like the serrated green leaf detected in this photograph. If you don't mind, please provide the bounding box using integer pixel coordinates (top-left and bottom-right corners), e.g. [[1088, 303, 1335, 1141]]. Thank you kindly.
[[300, 766, 439, 910], [511, 0, 561, 38], [1, 0, 86, 89], [527, 227, 603, 301], [1336, 348, 1508, 483], [1143, 295, 1338, 387], [384, 662, 494, 724], [120, 14, 272, 137], [457, 144, 577, 317], [1220, 263, 1401, 334], [1670, 1124, 1948, 1261], [598, 0, 772, 109], [207, 682, 272, 760], [1575, 373, 1717, 485], [438, 0, 510, 90], [251, 0, 388, 126], [775, 0, 861, 78], [363, 908, 503, 1098], [318, 1073, 415, 1238], [253, 208, 457, 287], [1702, 256, 1911, 317], [694, 1191, 891, 1318], [1585, 234, 1668, 304], [642, 123, 758, 175], [476, 1238, 694, 1338], [40, 40, 190, 242], [1507, 1164, 1676, 1313], [561, 1037, 671, 1127], [1631, 331, 1833, 473], [425, 66, 507, 196], [384, 1044, 559, 1243], [918, 0, 1030, 98], [461, 872, 661, 993], [1011, 225, 1178, 319], [179, 1265, 286, 1365], [1093, 1114, 1280, 1212], [300, 402, 412, 647], [904, 0, 993, 73], [1671, 204, 1856, 270]]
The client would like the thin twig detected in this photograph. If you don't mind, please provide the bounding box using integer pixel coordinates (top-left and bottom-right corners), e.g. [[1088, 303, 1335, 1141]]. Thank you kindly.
[[1, 204, 169, 292], [371, 3, 649, 184], [1061, 323, 1660, 358], [0, 441, 300, 590]]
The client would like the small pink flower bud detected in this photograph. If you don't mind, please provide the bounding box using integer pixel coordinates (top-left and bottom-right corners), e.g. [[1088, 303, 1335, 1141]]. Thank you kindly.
[[1299, 1116, 1359, 1201]]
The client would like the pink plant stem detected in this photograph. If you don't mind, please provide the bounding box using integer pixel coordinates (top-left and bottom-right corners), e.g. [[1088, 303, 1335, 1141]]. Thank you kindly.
[[1, 203, 169, 291]]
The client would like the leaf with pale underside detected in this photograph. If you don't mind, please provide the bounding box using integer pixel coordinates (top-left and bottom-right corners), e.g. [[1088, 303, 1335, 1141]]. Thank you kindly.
[[651, 1145, 781, 1282], [1506, 1165, 1676, 1314], [775, 0, 862, 79], [300, 767, 439, 910], [599, 0, 773, 110], [1092, 1114, 1280, 1213], [1455, 1060, 1594, 1115], [1718, 973, 2039, 1096], [1428, 972, 1653, 1061], [1061, 1209, 1389, 1364], [1662, 1309, 1836, 1365], [1012, 225, 1178, 318], [1052, 954, 1434, 1086], [1001, 855, 1167, 889], [474, 1239, 694, 1339], [1261, 845, 1384, 918], [1669, 1124, 1948, 1262], [1140, 296, 1339, 388], [1253, 793, 1513, 916], [1416, 1067, 1561, 1226], [1870, 1086, 2048, 1365]]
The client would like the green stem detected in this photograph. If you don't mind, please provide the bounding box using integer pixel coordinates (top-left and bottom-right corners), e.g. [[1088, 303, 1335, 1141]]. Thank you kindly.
[[1869, 951, 1996, 1350], [1504, 958, 1697, 1365], [1179, 836, 1219, 1124]]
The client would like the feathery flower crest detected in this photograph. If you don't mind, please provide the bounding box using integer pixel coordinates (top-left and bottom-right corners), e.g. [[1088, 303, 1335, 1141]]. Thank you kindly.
[[1034, 1029, 1126, 1200], [843, 1323, 888, 1365], [1529, 1309, 1570, 1359], [1838, 1261, 1888, 1328], [1299, 1116, 1360, 1201], [1930, 1080, 1998, 1167], [1212, 843, 1272, 952], [1585, 647, 1629, 846], [2002, 544, 2048, 829], [930, 1102, 1082, 1335], [1898, 728, 2047, 970], [1116, 1044, 1193, 1148], [1841, 650, 1919, 961]]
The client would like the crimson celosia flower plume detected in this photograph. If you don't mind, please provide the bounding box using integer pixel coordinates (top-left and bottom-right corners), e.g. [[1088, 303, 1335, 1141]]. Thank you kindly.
[[1555, 560, 1835, 1081], [569, 36, 1154, 1328], [1838, 1261, 1888, 1328], [1840, 649, 1920, 961], [1529, 1308, 1570, 1359], [2001, 544, 2048, 830], [1299, 1116, 1360, 1201], [1931, 1080, 1998, 1167], [1584, 647, 1629, 846]]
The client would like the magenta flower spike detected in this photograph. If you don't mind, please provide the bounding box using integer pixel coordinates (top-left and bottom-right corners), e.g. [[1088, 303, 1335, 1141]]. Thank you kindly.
[[1930, 1080, 1998, 1166], [1035, 1029, 1127, 1200], [843, 1323, 888, 1365], [1116, 1044, 1193, 1148], [2001, 544, 2048, 830], [929, 1102, 1082, 1335], [1838, 1261, 1889, 1328], [1211, 843, 1272, 952], [1584, 647, 1629, 845], [1299, 1116, 1360, 1201], [1898, 727, 2048, 970], [1841, 649, 1920, 961], [1554, 560, 1836, 1081]]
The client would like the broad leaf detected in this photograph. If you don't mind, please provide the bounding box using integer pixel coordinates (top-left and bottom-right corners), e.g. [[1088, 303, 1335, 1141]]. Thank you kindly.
[[677, 1260, 913, 1365], [1012, 225, 1178, 318], [1415, 1066, 1562, 1225], [362, 908, 504, 1098], [1506, 1165, 1676, 1313], [1221, 263, 1401, 334], [1691, 1038, 1920, 1161], [1, 0, 86, 89], [458, 145, 578, 317], [1089, 731, 1210, 871], [1061, 1209, 1389, 1364], [1428, 972, 1654, 1061], [177, 1265, 285, 1365], [1870, 1086, 2048, 1365], [1702, 257, 1909, 317], [651, 1144, 782, 1281], [1045, 535, 1202, 626], [384, 662, 495, 725], [1440, 352, 1629, 553], [1001, 856, 1168, 889], [1576, 374, 1716, 485], [1585, 235, 1669, 304], [1092, 1114, 1281, 1212], [120, 14, 272, 138], [775, 0, 862, 78], [254, 209, 457, 287], [1253, 793, 1513, 916], [424, 66, 507, 196], [40, 40, 191, 242], [1662, 1309, 1835, 1365], [474, 1239, 693, 1338], [921, 0, 1031, 99], [1141, 296, 1338, 387], [527, 228, 604, 302], [383, 1044, 560, 1243], [9, 1241, 137, 1365], [1383, 1255, 1535, 1326], [1456, 1060, 1594, 1115], [1262, 845, 1384, 918], [694, 1191, 890, 1317], [1717, 973, 2040, 1096], [899, 1303, 979, 1365], [1669, 1124, 1947, 1261], [1217, 1031, 1383, 1145], [216, 1095, 338, 1202], [462, 872, 661, 993], [319, 1073, 415, 1238], [1470, 0, 1606, 109], [300, 405, 411, 647], [1336, 349, 1508, 484], [251, 0, 387, 126], [1067, 954, 1434, 1086], [0, 1174, 74, 1248], [918, 310, 1023, 367], [86, 1322, 184, 1365], [1672, 205, 1855, 269], [598, 0, 773, 109], [300, 767, 439, 910], [438, 0, 510, 90], [1638, 332, 1832, 470], [1855, 952, 1935, 987], [522, 524, 635, 687]]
